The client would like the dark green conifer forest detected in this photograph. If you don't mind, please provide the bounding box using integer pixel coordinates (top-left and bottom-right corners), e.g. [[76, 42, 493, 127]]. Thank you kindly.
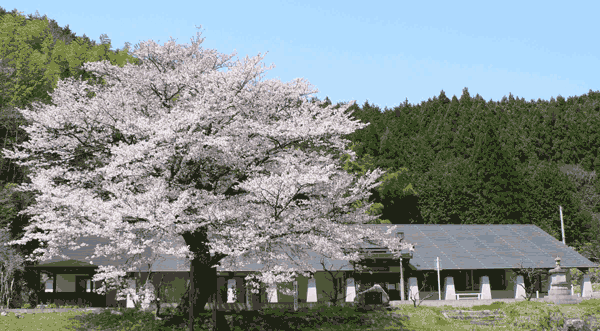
[[325, 87, 600, 266]]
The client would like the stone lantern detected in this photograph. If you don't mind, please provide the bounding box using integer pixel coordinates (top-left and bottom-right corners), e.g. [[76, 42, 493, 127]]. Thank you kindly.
[[545, 255, 581, 304]]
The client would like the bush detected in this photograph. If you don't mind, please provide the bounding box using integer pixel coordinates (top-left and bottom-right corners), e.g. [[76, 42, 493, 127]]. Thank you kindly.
[[21, 303, 31, 309], [47, 303, 58, 308], [247, 305, 376, 330], [155, 305, 379, 330], [470, 301, 506, 311], [533, 308, 600, 331], [68, 303, 409, 331], [70, 307, 168, 331], [156, 305, 178, 316]]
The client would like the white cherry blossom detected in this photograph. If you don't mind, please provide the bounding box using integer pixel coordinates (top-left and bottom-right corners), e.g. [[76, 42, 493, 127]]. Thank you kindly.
[[4, 27, 414, 306]]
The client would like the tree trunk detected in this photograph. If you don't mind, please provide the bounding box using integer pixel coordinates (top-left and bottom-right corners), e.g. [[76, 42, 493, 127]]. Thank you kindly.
[[153, 273, 165, 317], [7, 277, 13, 309], [164, 227, 228, 331], [0, 269, 5, 307]]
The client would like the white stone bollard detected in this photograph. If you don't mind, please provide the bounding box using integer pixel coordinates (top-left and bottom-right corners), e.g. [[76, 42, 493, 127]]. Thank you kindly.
[[480, 276, 492, 300], [581, 274, 593, 298], [345, 278, 356, 302], [307, 278, 317, 302], [514, 275, 526, 299], [267, 284, 278, 303], [227, 279, 236, 303], [444, 277, 456, 300], [408, 277, 419, 301]]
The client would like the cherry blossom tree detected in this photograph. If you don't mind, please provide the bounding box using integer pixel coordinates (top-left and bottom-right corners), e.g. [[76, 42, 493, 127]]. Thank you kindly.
[[4, 26, 414, 329]]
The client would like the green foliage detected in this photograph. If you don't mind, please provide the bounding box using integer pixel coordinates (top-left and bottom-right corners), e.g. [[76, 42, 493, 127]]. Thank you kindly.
[[468, 108, 529, 224], [0, 7, 145, 261], [5, 299, 600, 330], [569, 267, 600, 286], [520, 161, 587, 243], [0, 310, 90, 330], [0, 106, 30, 186], [557, 163, 600, 262], [86, 305, 384, 331], [0, 9, 142, 111], [20, 303, 31, 309], [341, 87, 600, 256], [412, 156, 477, 224], [70, 308, 167, 331], [0, 183, 18, 226], [469, 300, 506, 311]]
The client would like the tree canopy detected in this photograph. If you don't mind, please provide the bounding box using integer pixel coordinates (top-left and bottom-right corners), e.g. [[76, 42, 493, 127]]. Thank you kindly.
[[4, 27, 413, 327]]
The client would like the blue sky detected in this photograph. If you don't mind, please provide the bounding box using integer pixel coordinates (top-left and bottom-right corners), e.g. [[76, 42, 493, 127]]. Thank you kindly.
[[4, 1, 599, 111]]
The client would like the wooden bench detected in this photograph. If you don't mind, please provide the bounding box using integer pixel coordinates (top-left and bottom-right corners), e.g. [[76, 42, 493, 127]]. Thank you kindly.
[[456, 293, 481, 300]]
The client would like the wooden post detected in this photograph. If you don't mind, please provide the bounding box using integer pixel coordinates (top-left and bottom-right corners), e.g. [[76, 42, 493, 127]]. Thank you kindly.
[[212, 270, 218, 330], [293, 280, 298, 311], [188, 264, 195, 331], [211, 291, 217, 330], [400, 257, 405, 301], [246, 282, 252, 310], [560, 206, 566, 245], [437, 257, 442, 300]]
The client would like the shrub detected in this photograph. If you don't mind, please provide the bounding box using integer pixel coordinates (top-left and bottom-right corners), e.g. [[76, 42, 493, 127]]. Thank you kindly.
[[47, 303, 58, 308], [533, 308, 599, 331], [156, 305, 178, 316], [470, 301, 506, 311], [247, 305, 375, 330], [21, 303, 31, 309]]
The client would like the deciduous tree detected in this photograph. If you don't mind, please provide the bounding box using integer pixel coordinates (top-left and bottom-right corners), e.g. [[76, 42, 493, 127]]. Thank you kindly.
[[509, 259, 548, 301], [0, 227, 25, 308], [4, 27, 414, 330], [405, 273, 436, 307], [317, 257, 351, 307]]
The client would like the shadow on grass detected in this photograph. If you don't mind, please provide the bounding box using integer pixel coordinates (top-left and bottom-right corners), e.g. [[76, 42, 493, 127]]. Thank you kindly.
[[64, 300, 600, 331], [65, 305, 413, 331]]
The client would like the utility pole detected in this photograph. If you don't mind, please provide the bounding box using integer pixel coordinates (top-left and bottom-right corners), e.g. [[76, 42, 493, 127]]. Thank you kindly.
[[560, 206, 566, 245], [436, 257, 442, 300]]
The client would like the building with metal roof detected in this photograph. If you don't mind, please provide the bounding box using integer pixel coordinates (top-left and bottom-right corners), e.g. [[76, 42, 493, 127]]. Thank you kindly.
[[357, 224, 598, 270], [25, 223, 600, 308]]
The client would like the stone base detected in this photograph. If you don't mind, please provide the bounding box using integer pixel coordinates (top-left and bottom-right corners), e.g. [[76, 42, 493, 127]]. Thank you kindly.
[[543, 295, 584, 305], [546, 283, 582, 304], [548, 283, 571, 297]]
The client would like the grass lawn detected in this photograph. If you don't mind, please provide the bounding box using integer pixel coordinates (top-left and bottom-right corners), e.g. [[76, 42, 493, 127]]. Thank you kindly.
[[0, 310, 90, 331], [391, 299, 600, 330], [1, 299, 600, 330]]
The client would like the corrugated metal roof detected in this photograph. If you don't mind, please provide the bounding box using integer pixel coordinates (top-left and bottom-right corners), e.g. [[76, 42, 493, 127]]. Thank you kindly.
[[29, 235, 190, 272], [32, 259, 97, 268], [374, 224, 599, 270], [30, 224, 599, 272]]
